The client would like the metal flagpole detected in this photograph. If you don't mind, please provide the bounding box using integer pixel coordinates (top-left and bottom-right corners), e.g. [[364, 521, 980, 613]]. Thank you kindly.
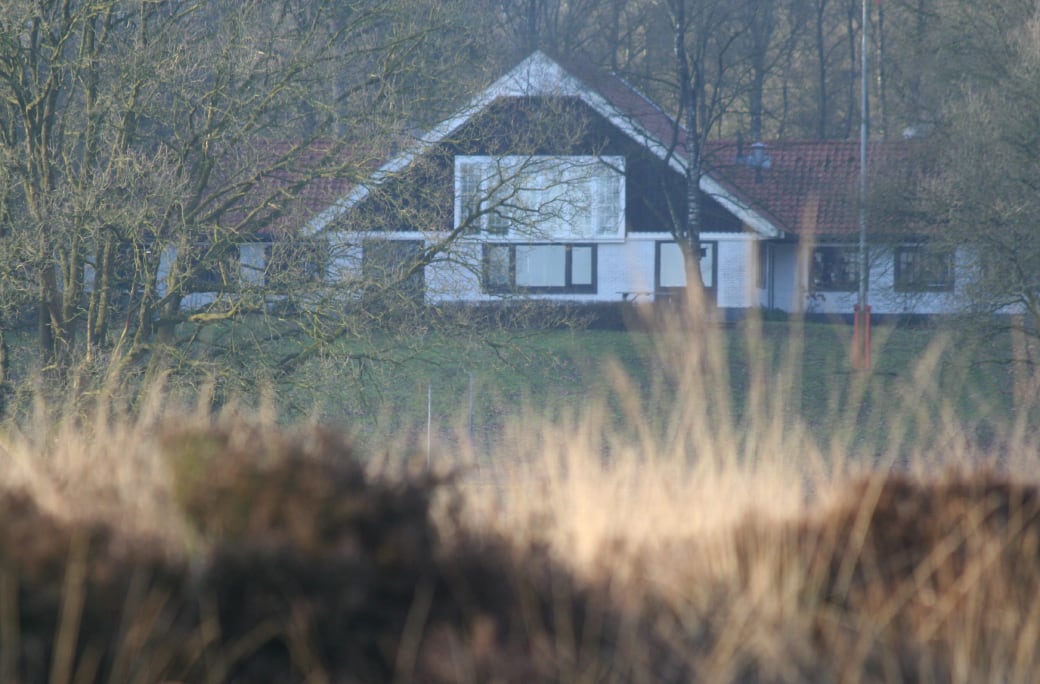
[[856, 0, 871, 370]]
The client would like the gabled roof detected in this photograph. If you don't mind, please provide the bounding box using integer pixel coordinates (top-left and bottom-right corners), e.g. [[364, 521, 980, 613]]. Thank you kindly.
[[703, 140, 920, 238], [219, 139, 369, 239], [300, 52, 920, 242], [305, 50, 783, 239]]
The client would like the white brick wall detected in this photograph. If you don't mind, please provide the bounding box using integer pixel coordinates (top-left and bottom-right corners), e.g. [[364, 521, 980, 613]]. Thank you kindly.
[[425, 237, 661, 303], [800, 245, 964, 316], [711, 234, 756, 309]]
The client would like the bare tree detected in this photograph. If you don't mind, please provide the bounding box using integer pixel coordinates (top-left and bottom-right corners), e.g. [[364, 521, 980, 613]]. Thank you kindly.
[[0, 0, 491, 400], [918, 3, 1040, 338], [659, 0, 751, 294]]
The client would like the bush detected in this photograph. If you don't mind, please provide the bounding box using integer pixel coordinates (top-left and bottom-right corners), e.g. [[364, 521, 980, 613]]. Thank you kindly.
[[721, 472, 1040, 681], [0, 422, 683, 682], [4, 419, 1039, 682]]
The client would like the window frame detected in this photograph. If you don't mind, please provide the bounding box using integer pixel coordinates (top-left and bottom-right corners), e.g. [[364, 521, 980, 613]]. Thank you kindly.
[[894, 244, 955, 293], [455, 155, 625, 240], [482, 242, 598, 294], [810, 245, 860, 293], [654, 240, 717, 292]]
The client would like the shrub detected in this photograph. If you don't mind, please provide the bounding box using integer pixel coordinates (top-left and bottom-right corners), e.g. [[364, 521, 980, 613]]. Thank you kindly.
[[0, 421, 678, 682], [4, 418, 1039, 682]]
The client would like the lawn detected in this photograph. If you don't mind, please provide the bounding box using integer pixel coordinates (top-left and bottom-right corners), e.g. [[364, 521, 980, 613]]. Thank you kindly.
[[3, 314, 1024, 462], [277, 317, 1024, 462]]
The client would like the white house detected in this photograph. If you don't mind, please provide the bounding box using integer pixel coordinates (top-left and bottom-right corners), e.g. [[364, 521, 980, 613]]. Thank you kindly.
[[228, 51, 958, 321]]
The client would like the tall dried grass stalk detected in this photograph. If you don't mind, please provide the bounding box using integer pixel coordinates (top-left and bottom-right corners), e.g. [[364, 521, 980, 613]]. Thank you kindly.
[[0, 300, 1035, 681]]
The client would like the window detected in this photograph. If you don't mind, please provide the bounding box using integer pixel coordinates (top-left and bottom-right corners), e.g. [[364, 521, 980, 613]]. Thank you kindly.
[[264, 240, 327, 289], [363, 239, 425, 301], [455, 156, 625, 239], [655, 240, 716, 290], [895, 245, 954, 292], [457, 160, 483, 232], [482, 243, 596, 294], [187, 244, 240, 292], [811, 246, 859, 292]]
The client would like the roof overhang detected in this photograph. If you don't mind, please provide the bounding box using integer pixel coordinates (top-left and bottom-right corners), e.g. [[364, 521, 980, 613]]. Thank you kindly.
[[700, 175, 782, 239]]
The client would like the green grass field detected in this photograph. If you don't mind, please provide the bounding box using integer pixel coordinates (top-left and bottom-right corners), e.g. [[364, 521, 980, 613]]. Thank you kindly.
[[3, 314, 1024, 462], [272, 318, 1023, 464]]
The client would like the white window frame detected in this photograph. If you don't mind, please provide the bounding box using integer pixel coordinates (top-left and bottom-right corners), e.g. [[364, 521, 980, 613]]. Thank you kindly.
[[454, 155, 625, 241]]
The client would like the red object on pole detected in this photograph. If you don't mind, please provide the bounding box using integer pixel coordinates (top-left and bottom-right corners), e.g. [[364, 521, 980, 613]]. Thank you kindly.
[[853, 305, 861, 370], [864, 304, 872, 369], [853, 305, 872, 371]]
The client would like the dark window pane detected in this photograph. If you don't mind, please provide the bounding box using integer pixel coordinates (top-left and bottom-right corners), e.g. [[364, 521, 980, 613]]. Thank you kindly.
[[811, 246, 859, 292]]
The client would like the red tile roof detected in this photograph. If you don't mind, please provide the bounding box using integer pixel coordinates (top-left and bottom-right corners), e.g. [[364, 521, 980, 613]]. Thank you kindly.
[[221, 139, 378, 238], [548, 54, 921, 238], [702, 139, 920, 237]]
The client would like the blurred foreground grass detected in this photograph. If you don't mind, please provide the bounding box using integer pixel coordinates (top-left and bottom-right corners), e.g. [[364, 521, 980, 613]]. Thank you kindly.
[[0, 311, 1035, 681]]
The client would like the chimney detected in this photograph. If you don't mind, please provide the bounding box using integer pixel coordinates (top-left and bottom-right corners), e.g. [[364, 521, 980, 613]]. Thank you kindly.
[[750, 141, 771, 183]]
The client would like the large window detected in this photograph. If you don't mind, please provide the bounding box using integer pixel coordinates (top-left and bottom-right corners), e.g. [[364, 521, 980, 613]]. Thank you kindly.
[[895, 245, 954, 292], [483, 243, 596, 294], [455, 156, 624, 240], [810, 245, 859, 292]]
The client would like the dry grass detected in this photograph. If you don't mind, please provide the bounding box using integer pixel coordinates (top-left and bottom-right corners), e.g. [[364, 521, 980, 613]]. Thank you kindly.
[[442, 306, 1040, 682], [0, 305, 1036, 682]]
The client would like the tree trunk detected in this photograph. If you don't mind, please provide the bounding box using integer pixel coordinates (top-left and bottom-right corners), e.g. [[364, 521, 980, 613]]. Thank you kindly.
[[86, 236, 114, 359], [876, 0, 887, 138], [842, 0, 857, 139], [0, 322, 10, 418], [815, 0, 829, 138], [748, 3, 774, 141], [673, 0, 705, 300], [526, 0, 539, 52]]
